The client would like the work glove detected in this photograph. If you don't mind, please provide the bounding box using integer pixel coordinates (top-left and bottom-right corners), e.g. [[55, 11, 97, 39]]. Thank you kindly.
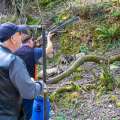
[[47, 32, 55, 39], [37, 80, 47, 95]]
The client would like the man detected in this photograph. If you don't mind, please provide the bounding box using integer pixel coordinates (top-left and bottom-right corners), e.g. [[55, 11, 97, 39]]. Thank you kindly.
[[15, 33, 53, 120], [0, 22, 45, 120], [15, 33, 53, 78]]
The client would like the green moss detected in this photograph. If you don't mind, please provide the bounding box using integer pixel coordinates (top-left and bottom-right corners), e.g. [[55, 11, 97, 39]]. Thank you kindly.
[[50, 84, 81, 103]]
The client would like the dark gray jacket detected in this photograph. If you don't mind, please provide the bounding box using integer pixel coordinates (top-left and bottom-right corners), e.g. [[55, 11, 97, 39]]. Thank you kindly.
[[0, 45, 43, 120]]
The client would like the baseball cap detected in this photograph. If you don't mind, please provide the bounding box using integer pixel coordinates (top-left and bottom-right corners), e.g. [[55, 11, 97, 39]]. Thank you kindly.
[[0, 22, 30, 42]]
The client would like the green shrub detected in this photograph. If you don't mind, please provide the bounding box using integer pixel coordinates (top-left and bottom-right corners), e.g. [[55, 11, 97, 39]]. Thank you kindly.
[[107, 39, 120, 49], [26, 16, 40, 25], [79, 44, 89, 54], [111, 9, 120, 18], [96, 24, 120, 43], [99, 64, 114, 91]]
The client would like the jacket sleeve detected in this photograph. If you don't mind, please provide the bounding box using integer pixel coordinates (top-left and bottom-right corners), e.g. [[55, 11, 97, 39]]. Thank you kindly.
[[34, 48, 43, 63], [9, 56, 43, 99]]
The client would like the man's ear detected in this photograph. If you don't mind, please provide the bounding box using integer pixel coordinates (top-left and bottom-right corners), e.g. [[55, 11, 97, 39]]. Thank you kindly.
[[11, 32, 20, 44], [10, 36, 16, 44]]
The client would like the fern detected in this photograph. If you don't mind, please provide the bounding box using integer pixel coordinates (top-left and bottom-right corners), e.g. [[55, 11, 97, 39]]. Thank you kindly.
[[96, 24, 120, 43], [100, 64, 114, 91], [111, 10, 120, 18]]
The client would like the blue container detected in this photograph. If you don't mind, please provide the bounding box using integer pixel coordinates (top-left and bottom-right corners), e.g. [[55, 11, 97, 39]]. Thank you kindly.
[[32, 96, 50, 120]]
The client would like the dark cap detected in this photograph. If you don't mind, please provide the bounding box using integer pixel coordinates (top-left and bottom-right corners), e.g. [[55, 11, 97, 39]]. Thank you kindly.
[[0, 22, 29, 42]]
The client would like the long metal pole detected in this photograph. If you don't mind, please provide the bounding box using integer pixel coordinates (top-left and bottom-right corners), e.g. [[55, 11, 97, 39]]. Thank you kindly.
[[42, 26, 48, 120]]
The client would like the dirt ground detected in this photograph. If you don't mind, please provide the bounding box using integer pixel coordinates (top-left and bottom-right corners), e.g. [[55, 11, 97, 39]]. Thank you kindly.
[[48, 49, 120, 120]]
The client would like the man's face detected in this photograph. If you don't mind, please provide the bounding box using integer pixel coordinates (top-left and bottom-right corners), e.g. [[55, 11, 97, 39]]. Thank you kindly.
[[11, 32, 23, 50], [29, 38, 34, 48]]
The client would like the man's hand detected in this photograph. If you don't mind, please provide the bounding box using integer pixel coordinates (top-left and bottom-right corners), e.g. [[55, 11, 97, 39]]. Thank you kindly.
[[38, 80, 47, 94], [47, 32, 55, 39], [46, 32, 54, 55]]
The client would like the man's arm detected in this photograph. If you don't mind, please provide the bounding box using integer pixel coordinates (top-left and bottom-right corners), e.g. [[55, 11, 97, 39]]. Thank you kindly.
[[34, 32, 54, 63], [9, 56, 44, 99], [46, 32, 53, 55], [34, 48, 43, 63]]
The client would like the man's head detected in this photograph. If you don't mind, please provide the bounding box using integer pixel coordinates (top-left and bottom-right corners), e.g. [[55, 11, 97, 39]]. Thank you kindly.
[[22, 35, 34, 48], [0, 22, 29, 51]]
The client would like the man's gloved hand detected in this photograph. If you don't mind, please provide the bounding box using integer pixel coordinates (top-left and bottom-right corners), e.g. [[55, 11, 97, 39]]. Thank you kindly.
[[47, 32, 55, 39], [38, 80, 47, 95], [46, 32, 54, 56]]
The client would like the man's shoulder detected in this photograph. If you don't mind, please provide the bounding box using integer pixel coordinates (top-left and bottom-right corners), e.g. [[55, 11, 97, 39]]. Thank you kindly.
[[0, 46, 16, 69], [9, 55, 27, 72], [13, 55, 25, 64], [15, 45, 34, 54]]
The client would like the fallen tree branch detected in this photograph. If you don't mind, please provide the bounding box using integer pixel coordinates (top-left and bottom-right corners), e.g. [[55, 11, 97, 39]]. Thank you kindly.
[[47, 55, 105, 84], [49, 83, 81, 102], [46, 54, 120, 84], [109, 54, 120, 64]]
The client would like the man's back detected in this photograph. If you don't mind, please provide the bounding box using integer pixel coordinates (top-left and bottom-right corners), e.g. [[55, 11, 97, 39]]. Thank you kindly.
[[15, 45, 35, 78], [0, 46, 20, 118]]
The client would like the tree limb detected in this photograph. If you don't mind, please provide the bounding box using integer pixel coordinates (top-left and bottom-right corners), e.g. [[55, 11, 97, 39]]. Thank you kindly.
[[47, 55, 105, 84], [46, 54, 120, 84], [109, 54, 120, 64]]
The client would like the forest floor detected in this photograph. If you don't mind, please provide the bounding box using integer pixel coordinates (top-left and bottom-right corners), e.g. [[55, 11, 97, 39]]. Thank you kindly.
[[48, 49, 120, 120]]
